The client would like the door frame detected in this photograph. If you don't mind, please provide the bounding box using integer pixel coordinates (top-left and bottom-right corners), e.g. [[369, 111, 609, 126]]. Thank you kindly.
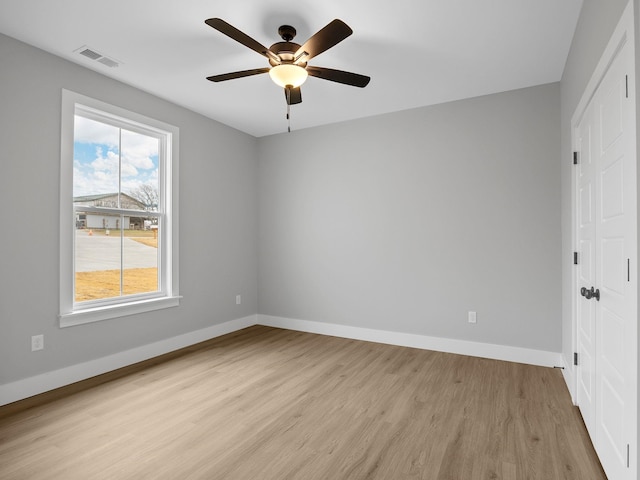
[[569, 0, 637, 476]]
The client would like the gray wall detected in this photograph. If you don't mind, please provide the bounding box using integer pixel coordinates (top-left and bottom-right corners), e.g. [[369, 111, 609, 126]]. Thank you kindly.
[[0, 33, 259, 385], [1, 6, 582, 388], [258, 83, 561, 352], [559, 0, 633, 373]]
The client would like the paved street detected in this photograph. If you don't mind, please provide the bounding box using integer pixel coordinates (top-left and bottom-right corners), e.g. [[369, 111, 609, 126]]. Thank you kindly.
[[75, 230, 158, 272]]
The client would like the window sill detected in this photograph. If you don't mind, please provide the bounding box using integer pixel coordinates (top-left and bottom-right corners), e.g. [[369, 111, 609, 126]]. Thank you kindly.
[[59, 296, 181, 327]]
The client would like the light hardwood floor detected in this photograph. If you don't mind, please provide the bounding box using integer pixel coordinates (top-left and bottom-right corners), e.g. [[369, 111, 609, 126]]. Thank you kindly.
[[0, 326, 606, 479]]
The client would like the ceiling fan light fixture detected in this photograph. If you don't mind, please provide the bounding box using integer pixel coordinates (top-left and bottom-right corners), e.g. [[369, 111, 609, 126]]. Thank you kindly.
[[269, 64, 308, 88]]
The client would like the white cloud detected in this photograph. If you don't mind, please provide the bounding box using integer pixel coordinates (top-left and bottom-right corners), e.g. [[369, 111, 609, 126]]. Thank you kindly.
[[74, 116, 119, 146], [121, 129, 158, 170], [73, 116, 159, 197], [91, 150, 118, 173], [73, 164, 118, 196], [75, 116, 159, 171]]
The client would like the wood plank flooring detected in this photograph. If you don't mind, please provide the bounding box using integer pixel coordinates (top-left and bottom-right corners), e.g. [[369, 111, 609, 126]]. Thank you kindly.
[[0, 326, 606, 479]]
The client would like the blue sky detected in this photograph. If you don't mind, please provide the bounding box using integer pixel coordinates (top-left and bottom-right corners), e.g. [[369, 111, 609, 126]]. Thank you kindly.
[[73, 115, 159, 197]]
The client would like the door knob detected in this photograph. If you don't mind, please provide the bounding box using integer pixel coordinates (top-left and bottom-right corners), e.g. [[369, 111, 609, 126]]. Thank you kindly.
[[581, 286, 600, 301]]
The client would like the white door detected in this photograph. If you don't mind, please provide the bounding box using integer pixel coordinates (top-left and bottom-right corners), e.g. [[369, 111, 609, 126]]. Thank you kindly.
[[575, 34, 637, 480], [576, 94, 597, 440]]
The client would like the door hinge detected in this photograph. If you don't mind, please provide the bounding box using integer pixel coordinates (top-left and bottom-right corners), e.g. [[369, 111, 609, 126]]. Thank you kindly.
[[573, 151, 579, 165], [574, 352, 578, 366], [626, 75, 629, 98], [574, 252, 578, 265], [627, 444, 630, 468]]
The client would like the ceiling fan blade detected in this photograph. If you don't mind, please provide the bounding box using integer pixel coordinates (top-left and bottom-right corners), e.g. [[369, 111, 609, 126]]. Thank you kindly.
[[205, 18, 275, 60], [285, 86, 302, 105], [206, 68, 270, 82], [295, 19, 353, 61], [306, 66, 370, 88]]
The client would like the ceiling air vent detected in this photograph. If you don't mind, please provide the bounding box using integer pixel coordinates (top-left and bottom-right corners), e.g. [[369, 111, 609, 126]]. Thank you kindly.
[[79, 48, 102, 60], [74, 45, 120, 68]]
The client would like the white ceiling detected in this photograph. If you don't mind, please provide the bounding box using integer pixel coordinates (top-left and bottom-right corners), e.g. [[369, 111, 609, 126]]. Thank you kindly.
[[0, 0, 583, 137]]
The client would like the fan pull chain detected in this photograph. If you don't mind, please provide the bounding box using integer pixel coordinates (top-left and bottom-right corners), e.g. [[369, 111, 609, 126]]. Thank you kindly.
[[286, 87, 292, 133]]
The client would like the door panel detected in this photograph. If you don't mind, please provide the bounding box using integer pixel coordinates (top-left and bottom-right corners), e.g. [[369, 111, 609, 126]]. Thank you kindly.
[[601, 238, 625, 294], [578, 341, 595, 408], [600, 307, 625, 378], [601, 158, 624, 218], [600, 78, 623, 151], [601, 376, 626, 463], [576, 36, 636, 480], [580, 183, 593, 224]]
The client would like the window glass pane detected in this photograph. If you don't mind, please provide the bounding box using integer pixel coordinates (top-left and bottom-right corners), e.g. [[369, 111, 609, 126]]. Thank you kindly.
[[73, 116, 120, 197], [121, 129, 159, 212], [123, 222, 159, 296], [72, 118, 162, 303], [75, 214, 122, 302]]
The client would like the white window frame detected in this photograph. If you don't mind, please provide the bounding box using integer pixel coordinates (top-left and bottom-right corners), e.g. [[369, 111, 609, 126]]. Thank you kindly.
[[59, 90, 180, 327]]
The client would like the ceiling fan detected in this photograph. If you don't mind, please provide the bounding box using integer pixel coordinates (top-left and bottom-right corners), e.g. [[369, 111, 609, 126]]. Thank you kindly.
[[205, 18, 370, 107]]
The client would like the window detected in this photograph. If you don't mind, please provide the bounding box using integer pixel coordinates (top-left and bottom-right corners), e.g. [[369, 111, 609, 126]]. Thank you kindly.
[[60, 90, 179, 326]]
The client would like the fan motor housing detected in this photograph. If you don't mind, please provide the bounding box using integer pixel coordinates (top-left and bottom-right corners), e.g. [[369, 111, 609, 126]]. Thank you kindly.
[[269, 41, 305, 67]]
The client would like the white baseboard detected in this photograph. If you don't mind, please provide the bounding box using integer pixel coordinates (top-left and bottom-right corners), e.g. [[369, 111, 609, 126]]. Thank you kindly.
[[258, 315, 563, 368], [1, 313, 564, 407], [0, 315, 257, 407]]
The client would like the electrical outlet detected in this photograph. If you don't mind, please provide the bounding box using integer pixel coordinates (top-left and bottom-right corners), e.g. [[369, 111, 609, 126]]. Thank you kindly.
[[468, 311, 477, 324], [31, 334, 44, 351], [236, 294, 242, 305]]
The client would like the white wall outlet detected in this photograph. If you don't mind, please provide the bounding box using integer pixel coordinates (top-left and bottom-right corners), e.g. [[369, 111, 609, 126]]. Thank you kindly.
[[236, 294, 242, 305], [468, 311, 477, 324], [31, 334, 44, 351]]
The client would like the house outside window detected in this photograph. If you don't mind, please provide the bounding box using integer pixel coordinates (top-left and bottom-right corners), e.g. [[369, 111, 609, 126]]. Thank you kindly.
[[59, 90, 179, 326]]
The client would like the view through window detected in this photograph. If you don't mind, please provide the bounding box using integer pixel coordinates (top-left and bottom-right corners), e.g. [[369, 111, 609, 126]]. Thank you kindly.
[[73, 110, 162, 303]]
